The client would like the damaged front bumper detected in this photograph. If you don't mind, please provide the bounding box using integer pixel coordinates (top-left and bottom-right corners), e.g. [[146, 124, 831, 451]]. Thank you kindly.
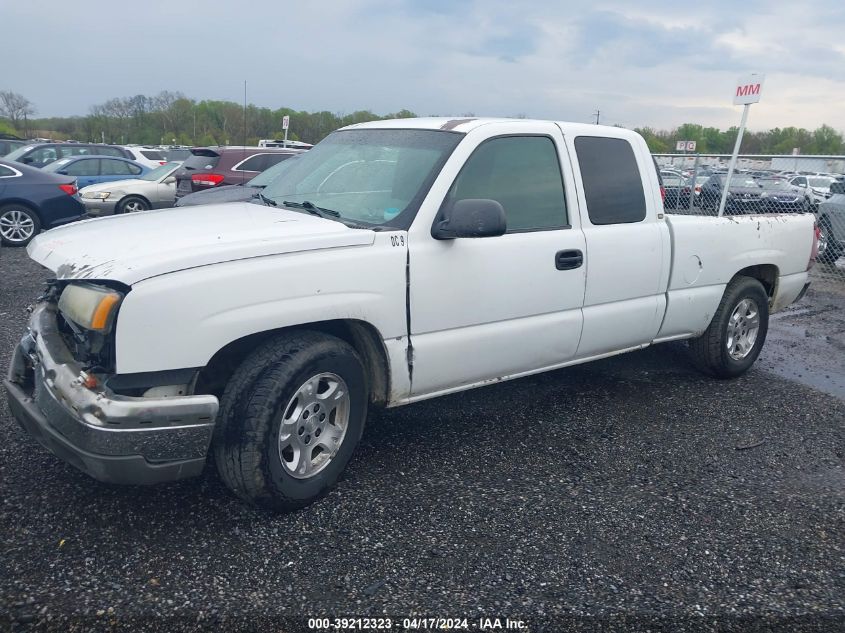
[[3, 303, 219, 484]]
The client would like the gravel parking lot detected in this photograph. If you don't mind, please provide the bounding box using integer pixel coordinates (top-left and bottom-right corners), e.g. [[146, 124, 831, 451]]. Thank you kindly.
[[1, 246, 843, 632]]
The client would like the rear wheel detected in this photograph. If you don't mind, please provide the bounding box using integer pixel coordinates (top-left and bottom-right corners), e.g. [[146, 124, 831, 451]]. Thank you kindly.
[[213, 331, 368, 512], [117, 196, 149, 214], [817, 217, 842, 264], [689, 276, 769, 378], [0, 204, 40, 246]]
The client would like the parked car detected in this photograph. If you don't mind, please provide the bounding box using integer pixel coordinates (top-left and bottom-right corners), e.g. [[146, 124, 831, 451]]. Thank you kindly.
[[816, 180, 845, 263], [42, 156, 149, 188], [79, 162, 180, 216], [0, 139, 27, 156], [174, 153, 302, 207], [789, 175, 838, 205], [174, 147, 302, 198], [0, 158, 85, 246], [6, 119, 816, 512], [698, 174, 765, 214], [756, 178, 813, 213], [4, 142, 133, 168], [661, 173, 692, 210], [121, 146, 168, 169]]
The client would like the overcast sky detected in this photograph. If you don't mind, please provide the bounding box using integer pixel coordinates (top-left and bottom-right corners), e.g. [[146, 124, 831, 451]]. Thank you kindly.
[[4, 0, 844, 131]]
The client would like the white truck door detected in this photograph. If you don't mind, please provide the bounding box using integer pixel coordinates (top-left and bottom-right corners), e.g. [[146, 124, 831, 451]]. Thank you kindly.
[[406, 122, 587, 399], [565, 131, 670, 358]]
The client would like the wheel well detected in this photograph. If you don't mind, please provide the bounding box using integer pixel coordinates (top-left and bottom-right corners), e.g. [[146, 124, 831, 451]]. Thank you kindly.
[[194, 320, 391, 406], [734, 264, 778, 299], [0, 198, 39, 215]]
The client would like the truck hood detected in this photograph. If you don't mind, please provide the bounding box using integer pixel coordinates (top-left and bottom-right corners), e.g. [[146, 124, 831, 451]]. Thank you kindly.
[[27, 202, 376, 285]]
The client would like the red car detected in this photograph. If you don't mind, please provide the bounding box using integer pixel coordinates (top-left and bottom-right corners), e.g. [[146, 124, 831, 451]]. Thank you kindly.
[[174, 146, 303, 198]]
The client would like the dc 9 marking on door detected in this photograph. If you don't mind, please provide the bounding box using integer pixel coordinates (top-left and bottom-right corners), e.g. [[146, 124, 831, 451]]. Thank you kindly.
[[390, 235, 406, 247]]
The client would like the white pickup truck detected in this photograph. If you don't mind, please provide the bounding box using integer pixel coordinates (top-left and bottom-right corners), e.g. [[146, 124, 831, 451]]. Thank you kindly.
[[5, 118, 818, 511]]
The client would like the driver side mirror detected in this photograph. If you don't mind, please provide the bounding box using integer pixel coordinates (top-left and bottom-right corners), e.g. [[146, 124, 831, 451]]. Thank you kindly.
[[431, 198, 507, 240], [162, 175, 176, 185]]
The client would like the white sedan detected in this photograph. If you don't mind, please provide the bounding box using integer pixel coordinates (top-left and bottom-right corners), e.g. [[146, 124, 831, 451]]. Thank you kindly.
[[79, 163, 180, 215]]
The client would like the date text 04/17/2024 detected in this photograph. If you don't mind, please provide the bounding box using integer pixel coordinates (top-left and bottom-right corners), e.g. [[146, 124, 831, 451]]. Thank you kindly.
[[307, 617, 528, 630]]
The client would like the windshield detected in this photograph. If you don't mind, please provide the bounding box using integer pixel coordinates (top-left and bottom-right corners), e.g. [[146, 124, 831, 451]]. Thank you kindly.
[[757, 179, 791, 190], [720, 175, 759, 187], [140, 162, 179, 181], [247, 155, 301, 187], [260, 129, 463, 227], [42, 158, 73, 172], [5, 144, 37, 162]]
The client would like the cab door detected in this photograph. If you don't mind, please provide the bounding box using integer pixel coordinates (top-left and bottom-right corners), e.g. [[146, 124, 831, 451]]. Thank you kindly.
[[406, 122, 587, 398], [564, 132, 669, 358]]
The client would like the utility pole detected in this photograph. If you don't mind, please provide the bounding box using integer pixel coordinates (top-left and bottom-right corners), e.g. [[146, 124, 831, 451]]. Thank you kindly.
[[593, 110, 600, 125]]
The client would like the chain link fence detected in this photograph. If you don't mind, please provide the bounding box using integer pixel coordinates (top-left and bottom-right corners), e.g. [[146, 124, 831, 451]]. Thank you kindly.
[[654, 153, 845, 284]]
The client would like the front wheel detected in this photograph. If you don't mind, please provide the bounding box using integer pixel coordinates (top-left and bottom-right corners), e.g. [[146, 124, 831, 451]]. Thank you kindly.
[[817, 218, 842, 264], [117, 196, 149, 214], [213, 331, 368, 512], [688, 276, 770, 378]]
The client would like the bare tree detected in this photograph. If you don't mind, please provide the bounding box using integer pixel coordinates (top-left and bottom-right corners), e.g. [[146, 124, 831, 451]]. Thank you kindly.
[[0, 91, 36, 132]]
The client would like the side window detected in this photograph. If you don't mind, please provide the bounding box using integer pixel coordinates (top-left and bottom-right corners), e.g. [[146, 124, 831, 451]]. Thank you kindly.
[[65, 159, 99, 177], [263, 153, 292, 168], [234, 154, 267, 172], [793, 176, 807, 187], [29, 146, 59, 165], [447, 136, 567, 232], [0, 164, 16, 177], [574, 136, 646, 225], [101, 159, 132, 175], [127, 162, 142, 175]]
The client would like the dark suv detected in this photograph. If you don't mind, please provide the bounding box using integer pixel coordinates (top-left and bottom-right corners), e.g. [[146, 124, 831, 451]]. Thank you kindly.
[[4, 142, 133, 168], [174, 147, 302, 198]]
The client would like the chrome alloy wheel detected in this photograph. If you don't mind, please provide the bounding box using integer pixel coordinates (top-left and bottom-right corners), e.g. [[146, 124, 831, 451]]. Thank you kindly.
[[123, 199, 146, 213], [278, 372, 350, 479], [0, 209, 35, 243], [726, 298, 760, 361]]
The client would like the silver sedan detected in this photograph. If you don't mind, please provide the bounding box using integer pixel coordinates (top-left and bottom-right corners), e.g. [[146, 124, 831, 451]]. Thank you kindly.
[[79, 163, 180, 215]]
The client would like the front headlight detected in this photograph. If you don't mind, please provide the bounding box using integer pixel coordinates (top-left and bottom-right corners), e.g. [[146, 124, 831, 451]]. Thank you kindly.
[[81, 191, 111, 200], [58, 283, 123, 333]]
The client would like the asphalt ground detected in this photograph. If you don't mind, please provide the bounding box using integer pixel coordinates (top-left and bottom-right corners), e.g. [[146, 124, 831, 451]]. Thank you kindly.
[[0, 245, 843, 632]]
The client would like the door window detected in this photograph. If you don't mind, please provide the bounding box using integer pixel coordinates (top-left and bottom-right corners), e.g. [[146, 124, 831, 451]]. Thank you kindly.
[[100, 159, 133, 175], [575, 136, 647, 225], [446, 136, 568, 231], [65, 159, 100, 177]]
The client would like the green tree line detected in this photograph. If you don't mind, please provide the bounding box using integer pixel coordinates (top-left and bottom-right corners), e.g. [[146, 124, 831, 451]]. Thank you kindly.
[[2, 89, 844, 154], [634, 122, 845, 155], [1, 90, 417, 146]]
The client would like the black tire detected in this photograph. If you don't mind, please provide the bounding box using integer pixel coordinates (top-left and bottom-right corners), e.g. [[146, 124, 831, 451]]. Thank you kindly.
[[0, 203, 41, 246], [817, 217, 843, 264], [116, 196, 150, 214], [688, 276, 769, 379], [213, 331, 368, 512]]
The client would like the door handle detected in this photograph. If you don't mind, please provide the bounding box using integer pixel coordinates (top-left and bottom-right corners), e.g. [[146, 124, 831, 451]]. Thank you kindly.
[[555, 249, 583, 270]]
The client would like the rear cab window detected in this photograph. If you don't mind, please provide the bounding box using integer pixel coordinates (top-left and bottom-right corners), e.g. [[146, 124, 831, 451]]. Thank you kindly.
[[574, 136, 647, 225]]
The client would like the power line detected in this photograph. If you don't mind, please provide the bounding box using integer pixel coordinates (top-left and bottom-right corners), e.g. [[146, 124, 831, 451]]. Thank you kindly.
[[593, 109, 601, 125]]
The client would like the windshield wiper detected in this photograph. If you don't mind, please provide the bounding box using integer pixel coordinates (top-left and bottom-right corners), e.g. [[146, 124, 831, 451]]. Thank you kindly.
[[258, 192, 277, 206], [282, 200, 340, 218]]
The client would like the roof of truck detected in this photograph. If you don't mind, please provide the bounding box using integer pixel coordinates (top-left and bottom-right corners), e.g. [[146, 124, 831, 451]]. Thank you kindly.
[[341, 117, 642, 140]]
